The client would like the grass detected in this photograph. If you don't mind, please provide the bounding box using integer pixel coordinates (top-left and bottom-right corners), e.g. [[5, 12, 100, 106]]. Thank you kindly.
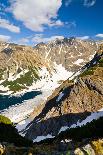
[[98, 58, 103, 67], [0, 69, 3, 80], [79, 54, 103, 77], [80, 67, 95, 77], [1, 67, 40, 92], [0, 115, 12, 125]]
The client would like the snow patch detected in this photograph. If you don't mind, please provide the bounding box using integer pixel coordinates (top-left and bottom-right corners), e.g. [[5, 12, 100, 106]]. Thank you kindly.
[[56, 92, 64, 102], [74, 59, 84, 65], [33, 134, 55, 142], [8, 69, 29, 81]]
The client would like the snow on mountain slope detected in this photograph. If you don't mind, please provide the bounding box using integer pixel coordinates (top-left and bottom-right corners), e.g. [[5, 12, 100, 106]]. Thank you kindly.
[[0, 65, 73, 124], [0, 38, 99, 135], [59, 108, 103, 133], [24, 47, 103, 142], [0, 38, 97, 95]]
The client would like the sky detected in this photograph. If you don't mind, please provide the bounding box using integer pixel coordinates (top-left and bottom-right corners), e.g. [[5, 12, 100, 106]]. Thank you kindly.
[[0, 0, 103, 45]]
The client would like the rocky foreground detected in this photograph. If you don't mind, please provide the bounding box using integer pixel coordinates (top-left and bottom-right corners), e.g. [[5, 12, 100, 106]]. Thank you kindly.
[[0, 138, 103, 155]]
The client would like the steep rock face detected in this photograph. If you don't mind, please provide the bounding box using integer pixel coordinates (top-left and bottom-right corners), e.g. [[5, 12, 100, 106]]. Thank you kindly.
[[25, 46, 103, 141], [0, 42, 47, 94], [34, 38, 97, 72], [0, 38, 98, 94], [0, 42, 44, 76]]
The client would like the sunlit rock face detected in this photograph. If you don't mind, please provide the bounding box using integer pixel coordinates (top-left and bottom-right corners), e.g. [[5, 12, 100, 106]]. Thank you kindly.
[[0, 38, 98, 94], [25, 46, 103, 142], [34, 37, 98, 72]]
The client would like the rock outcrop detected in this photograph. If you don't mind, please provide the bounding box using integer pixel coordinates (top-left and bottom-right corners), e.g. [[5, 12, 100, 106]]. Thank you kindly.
[[0, 138, 103, 155], [24, 44, 103, 141], [34, 38, 97, 72], [0, 38, 98, 94]]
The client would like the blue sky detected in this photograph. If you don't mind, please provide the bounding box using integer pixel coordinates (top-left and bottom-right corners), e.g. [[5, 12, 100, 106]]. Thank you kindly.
[[0, 0, 103, 45]]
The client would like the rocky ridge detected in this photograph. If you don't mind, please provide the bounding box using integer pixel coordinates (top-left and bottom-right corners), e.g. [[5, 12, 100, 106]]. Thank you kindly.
[[24, 44, 103, 142], [0, 38, 97, 94]]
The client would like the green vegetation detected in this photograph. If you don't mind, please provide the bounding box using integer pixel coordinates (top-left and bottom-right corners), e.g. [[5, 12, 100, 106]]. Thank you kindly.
[[66, 151, 71, 155], [1, 67, 40, 92], [0, 69, 3, 80], [0, 115, 12, 125], [79, 56, 103, 77], [68, 79, 74, 83], [98, 58, 103, 67], [80, 68, 94, 77]]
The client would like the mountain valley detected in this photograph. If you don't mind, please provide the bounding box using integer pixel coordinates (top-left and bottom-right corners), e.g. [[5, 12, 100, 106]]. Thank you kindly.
[[0, 38, 103, 155]]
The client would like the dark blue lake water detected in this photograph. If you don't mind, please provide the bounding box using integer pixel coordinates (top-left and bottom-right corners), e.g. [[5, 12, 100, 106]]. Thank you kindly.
[[0, 91, 42, 111]]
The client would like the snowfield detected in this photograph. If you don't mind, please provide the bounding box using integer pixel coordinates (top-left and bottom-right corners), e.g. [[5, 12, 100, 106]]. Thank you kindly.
[[56, 92, 64, 102], [33, 134, 55, 143], [74, 59, 84, 65], [0, 64, 73, 131]]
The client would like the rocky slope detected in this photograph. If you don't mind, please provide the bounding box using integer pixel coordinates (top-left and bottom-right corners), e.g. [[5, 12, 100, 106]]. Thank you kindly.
[[0, 38, 97, 94], [24, 44, 103, 142], [34, 37, 97, 72], [0, 42, 44, 94], [0, 40, 103, 155], [0, 112, 103, 155], [0, 138, 103, 155]]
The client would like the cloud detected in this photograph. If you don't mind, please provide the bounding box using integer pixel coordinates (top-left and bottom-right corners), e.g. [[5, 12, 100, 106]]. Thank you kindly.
[[49, 20, 64, 27], [0, 18, 20, 33], [65, 0, 72, 7], [84, 0, 96, 7], [9, 0, 64, 32], [18, 38, 30, 44], [0, 3, 6, 13], [32, 34, 64, 43], [95, 34, 103, 38], [0, 34, 11, 42], [77, 36, 90, 40], [66, 21, 76, 28]]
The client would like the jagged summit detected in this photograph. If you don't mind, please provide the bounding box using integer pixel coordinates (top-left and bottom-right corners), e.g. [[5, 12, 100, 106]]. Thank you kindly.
[[0, 38, 98, 94], [34, 37, 98, 71]]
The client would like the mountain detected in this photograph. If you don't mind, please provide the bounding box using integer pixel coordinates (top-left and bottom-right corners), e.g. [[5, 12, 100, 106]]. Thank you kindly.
[[34, 37, 97, 72], [0, 39, 103, 155], [0, 38, 97, 95], [24, 44, 103, 142]]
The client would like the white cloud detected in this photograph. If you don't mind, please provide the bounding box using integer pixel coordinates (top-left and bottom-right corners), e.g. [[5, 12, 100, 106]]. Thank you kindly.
[[95, 34, 103, 38], [0, 18, 20, 33], [66, 21, 76, 28], [84, 0, 96, 7], [65, 0, 72, 7], [49, 20, 64, 27], [32, 34, 64, 43], [0, 35, 11, 42], [18, 38, 30, 44], [9, 0, 63, 32], [77, 36, 90, 40]]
